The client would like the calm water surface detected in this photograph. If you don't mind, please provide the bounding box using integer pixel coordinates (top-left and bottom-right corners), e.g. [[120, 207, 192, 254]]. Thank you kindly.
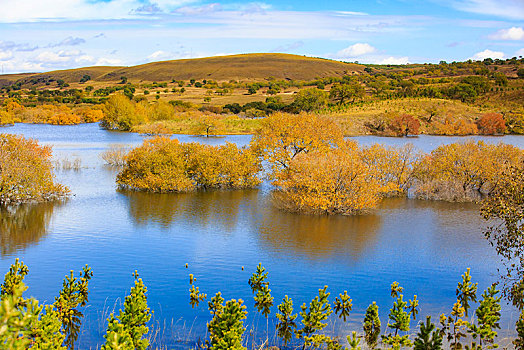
[[1, 123, 523, 348]]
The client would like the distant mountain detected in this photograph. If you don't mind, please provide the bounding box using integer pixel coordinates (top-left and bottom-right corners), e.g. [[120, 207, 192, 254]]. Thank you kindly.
[[0, 53, 364, 86]]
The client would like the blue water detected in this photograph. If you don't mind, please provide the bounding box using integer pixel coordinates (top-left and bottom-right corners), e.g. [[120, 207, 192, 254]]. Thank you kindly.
[[1, 123, 522, 348]]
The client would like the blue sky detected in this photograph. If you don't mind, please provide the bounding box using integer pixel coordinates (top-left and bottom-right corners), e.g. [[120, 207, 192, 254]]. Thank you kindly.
[[0, 0, 523, 73]]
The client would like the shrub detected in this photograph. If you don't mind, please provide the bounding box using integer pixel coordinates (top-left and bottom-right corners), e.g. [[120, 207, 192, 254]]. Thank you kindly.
[[413, 141, 522, 201], [272, 142, 393, 215], [0, 134, 69, 205], [476, 112, 506, 135], [387, 113, 421, 137], [116, 137, 261, 192]]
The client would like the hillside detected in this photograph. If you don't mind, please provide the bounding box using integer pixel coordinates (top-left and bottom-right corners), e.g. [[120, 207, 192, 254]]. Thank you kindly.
[[1, 53, 364, 86]]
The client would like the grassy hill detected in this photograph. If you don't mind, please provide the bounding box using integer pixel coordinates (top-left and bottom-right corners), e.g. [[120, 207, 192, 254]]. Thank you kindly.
[[2, 53, 363, 86]]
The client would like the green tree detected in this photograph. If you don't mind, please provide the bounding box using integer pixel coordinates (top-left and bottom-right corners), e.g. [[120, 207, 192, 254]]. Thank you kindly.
[[456, 268, 477, 316], [329, 82, 365, 104], [103, 271, 151, 350], [363, 302, 381, 349], [275, 295, 297, 346], [413, 316, 443, 350], [333, 290, 352, 322], [293, 88, 329, 111], [53, 265, 93, 350], [297, 286, 332, 344], [207, 295, 248, 350]]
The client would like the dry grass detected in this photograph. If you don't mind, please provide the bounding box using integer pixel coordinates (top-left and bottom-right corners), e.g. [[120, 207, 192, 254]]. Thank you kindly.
[[53, 156, 83, 171], [101, 145, 129, 166]]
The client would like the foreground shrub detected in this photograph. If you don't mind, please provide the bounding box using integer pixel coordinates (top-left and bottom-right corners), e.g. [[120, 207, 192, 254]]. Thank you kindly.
[[0, 134, 69, 205], [0, 261, 509, 350], [116, 137, 261, 192]]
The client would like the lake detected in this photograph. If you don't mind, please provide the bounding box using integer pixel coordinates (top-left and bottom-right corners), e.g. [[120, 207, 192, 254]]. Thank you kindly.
[[1, 123, 523, 348]]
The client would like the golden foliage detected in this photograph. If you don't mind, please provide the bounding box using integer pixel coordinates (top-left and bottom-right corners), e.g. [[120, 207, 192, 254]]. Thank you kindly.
[[0, 111, 15, 125], [102, 94, 145, 131], [116, 137, 261, 192], [432, 116, 478, 136], [361, 143, 422, 196], [0, 102, 104, 125], [190, 115, 225, 137], [250, 112, 344, 177], [0, 134, 69, 205], [273, 141, 393, 215], [414, 141, 523, 201]]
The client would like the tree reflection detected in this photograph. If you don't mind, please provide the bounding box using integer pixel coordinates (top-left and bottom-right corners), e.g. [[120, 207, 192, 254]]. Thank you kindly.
[[0, 201, 62, 256], [257, 196, 382, 261], [122, 189, 259, 232]]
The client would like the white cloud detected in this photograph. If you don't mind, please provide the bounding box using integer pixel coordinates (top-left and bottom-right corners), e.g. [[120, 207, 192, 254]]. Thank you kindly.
[[47, 37, 86, 48], [146, 50, 174, 61], [471, 49, 505, 60], [516, 48, 524, 57], [337, 43, 376, 58], [0, 0, 195, 22], [378, 56, 410, 65], [449, 0, 524, 20], [0, 51, 14, 61], [489, 27, 524, 40], [95, 58, 123, 66]]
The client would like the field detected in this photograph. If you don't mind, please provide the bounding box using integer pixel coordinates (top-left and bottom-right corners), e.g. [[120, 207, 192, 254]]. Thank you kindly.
[[0, 53, 523, 137]]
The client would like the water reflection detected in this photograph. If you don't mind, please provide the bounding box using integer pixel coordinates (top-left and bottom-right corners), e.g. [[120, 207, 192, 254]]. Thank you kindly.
[[122, 189, 259, 232], [0, 201, 63, 256], [257, 201, 382, 261]]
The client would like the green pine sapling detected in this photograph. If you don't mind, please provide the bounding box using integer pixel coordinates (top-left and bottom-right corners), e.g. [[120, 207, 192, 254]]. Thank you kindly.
[[276, 295, 298, 346], [363, 302, 381, 349], [456, 268, 478, 317], [413, 316, 443, 350], [297, 285, 333, 349], [207, 293, 248, 350], [334, 291, 353, 322], [53, 265, 93, 350]]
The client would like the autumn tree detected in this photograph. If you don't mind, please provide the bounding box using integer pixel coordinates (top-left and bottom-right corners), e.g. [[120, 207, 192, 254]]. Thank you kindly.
[[0, 134, 69, 205], [361, 144, 421, 196], [191, 115, 225, 137], [414, 141, 523, 202], [388, 113, 421, 137], [476, 112, 506, 135], [102, 94, 145, 131], [273, 141, 395, 215], [250, 112, 343, 179]]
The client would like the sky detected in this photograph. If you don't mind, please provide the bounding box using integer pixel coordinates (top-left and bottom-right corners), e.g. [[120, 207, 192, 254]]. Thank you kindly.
[[0, 0, 523, 74]]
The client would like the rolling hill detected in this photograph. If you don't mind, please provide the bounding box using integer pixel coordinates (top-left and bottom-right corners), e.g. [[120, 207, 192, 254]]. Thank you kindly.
[[1, 53, 364, 86]]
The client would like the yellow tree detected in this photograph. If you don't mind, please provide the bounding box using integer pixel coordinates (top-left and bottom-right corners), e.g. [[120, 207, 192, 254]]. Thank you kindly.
[[250, 112, 344, 179], [0, 134, 69, 205], [273, 141, 393, 215]]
